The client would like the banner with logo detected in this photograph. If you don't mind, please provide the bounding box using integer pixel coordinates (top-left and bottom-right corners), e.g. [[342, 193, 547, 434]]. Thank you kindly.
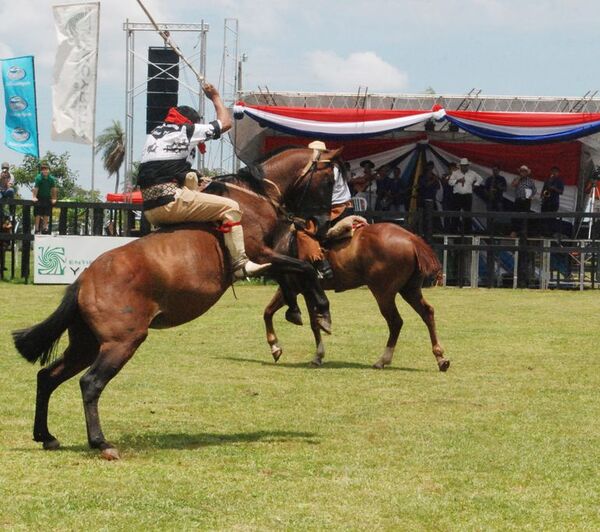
[[51, 2, 100, 144], [34, 235, 137, 284], [1, 56, 39, 157]]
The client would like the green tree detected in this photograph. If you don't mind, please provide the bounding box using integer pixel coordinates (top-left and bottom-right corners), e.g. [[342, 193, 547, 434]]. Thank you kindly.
[[11, 151, 78, 198], [95, 120, 125, 193]]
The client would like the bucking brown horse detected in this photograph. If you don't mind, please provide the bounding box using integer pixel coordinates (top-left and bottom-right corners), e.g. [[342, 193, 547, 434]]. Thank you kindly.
[[13, 147, 341, 460], [264, 221, 450, 371]]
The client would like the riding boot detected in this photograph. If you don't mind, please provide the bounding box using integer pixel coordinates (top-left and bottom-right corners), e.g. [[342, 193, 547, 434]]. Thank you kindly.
[[313, 258, 334, 280], [223, 224, 271, 279]]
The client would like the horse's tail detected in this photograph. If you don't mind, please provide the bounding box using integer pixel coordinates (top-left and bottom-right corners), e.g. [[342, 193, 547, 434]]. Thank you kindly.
[[13, 281, 80, 365], [411, 235, 442, 283]]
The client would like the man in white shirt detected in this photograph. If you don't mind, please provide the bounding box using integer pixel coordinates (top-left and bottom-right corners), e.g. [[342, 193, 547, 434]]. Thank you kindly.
[[448, 157, 483, 232]]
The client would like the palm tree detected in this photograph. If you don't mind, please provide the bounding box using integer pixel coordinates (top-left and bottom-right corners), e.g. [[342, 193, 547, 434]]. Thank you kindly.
[[95, 120, 125, 193]]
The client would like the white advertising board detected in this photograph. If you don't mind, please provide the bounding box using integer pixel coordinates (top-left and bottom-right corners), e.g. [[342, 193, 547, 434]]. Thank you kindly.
[[34, 235, 137, 284]]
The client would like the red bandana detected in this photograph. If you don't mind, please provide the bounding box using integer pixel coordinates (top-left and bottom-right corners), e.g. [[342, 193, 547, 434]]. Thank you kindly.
[[164, 107, 193, 125]]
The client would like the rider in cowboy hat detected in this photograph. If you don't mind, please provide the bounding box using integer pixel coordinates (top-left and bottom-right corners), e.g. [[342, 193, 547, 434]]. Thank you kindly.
[[137, 83, 270, 280], [295, 140, 367, 279]]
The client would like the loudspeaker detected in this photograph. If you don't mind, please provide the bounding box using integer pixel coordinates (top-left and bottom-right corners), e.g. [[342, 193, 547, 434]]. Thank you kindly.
[[146, 47, 179, 133]]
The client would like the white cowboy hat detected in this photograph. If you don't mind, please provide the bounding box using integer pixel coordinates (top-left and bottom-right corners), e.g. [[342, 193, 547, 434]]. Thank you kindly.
[[459, 158, 470, 165], [308, 140, 327, 151], [519, 165, 531, 174]]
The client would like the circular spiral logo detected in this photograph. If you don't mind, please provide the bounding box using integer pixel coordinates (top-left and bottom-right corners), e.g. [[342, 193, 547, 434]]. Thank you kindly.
[[37, 246, 66, 275]]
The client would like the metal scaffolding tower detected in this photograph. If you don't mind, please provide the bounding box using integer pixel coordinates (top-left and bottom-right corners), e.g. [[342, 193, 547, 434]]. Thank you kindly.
[[123, 20, 209, 192], [218, 18, 240, 173]]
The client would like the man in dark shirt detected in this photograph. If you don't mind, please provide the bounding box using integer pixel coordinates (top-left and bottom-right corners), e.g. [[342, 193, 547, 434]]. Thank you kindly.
[[541, 166, 565, 235], [483, 164, 507, 211], [417, 161, 441, 210]]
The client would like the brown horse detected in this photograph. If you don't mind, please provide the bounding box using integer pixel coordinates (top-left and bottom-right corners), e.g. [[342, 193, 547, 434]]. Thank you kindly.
[[13, 147, 341, 460], [264, 222, 450, 371]]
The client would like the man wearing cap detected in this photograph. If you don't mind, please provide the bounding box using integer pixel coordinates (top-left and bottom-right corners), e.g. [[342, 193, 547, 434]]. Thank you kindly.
[[0, 162, 15, 201], [137, 82, 269, 280], [32, 163, 58, 234], [448, 158, 484, 232], [510, 165, 537, 236]]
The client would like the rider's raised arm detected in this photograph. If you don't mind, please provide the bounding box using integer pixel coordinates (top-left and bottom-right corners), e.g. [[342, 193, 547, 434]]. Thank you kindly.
[[202, 83, 232, 134]]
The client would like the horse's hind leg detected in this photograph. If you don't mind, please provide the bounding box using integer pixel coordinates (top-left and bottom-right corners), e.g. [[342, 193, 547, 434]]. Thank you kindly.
[[34, 321, 98, 449], [79, 334, 147, 460], [400, 283, 450, 372], [370, 288, 403, 369], [264, 289, 286, 361]]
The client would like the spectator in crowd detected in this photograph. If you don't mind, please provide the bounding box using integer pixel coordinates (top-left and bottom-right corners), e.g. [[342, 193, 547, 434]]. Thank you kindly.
[[541, 165, 564, 235], [441, 162, 457, 212], [0, 162, 15, 200], [417, 161, 441, 210], [483, 164, 507, 211], [448, 157, 484, 232], [32, 163, 58, 234], [374, 164, 391, 210], [510, 164, 537, 237], [387, 166, 406, 211], [375, 165, 393, 210], [350, 159, 376, 200]]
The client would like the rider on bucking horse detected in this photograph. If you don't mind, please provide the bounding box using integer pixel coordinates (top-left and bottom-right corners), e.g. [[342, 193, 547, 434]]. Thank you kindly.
[[137, 83, 271, 280]]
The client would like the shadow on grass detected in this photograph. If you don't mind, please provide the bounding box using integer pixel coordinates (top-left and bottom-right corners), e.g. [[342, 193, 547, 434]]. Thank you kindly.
[[119, 430, 319, 450], [19, 430, 320, 453], [222, 356, 427, 372]]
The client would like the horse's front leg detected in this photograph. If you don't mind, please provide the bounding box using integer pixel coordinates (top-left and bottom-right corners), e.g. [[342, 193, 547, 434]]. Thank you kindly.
[[264, 289, 286, 361], [305, 295, 326, 366]]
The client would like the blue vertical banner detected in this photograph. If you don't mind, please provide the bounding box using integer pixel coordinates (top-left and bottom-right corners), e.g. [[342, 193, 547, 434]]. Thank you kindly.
[[1, 55, 39, 157]]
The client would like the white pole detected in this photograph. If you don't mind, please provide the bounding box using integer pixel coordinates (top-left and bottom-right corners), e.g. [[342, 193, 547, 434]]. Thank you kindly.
[[91, 2, 100, 192]]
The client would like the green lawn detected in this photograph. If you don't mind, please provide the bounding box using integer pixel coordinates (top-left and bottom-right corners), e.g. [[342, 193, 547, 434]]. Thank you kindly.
[[1, 284, 599, 530]]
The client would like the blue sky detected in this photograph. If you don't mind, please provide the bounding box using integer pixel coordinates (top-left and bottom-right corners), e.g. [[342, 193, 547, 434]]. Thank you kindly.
[[1, 0, 599, 197]]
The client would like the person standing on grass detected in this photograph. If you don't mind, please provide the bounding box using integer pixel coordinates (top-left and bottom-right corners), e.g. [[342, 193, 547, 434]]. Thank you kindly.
[[32, 163, 58, 234]]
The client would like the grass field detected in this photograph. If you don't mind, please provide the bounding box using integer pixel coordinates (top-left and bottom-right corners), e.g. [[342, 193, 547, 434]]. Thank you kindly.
[[1, 283, 599, 530]]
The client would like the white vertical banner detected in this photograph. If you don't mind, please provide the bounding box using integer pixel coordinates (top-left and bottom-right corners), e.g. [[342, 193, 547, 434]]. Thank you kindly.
[[51, 2, 100, 144]]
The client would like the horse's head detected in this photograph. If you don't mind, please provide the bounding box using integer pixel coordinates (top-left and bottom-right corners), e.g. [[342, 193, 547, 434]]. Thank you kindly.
[[259, 147, 344, 222]]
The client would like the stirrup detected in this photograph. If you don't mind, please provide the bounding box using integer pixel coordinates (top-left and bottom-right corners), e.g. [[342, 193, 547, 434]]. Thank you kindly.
[[233, 260, 271, 280], [314, 259, 334, 280]]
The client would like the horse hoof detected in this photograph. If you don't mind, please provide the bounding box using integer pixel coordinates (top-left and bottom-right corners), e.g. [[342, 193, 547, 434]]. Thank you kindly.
[[310, 358, 323, 367], [42, 438, 60, 450], [372, 362, 385, 369], [100, 447, 121, 461], [438, 359, 450, 372], [285, 309, 303, 326], [272, 346, 283, 362]]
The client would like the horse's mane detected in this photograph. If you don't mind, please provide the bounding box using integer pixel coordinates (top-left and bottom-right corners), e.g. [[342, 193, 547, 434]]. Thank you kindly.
[[211, 145, 305, 196]]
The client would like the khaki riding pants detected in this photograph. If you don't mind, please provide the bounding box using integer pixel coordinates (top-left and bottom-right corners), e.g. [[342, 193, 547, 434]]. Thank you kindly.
[[145, 174, 241, 226]]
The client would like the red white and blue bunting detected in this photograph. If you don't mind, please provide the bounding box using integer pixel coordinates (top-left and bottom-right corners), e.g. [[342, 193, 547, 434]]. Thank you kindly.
[[233, 104, 445, 139], [233, 103, 600, 145]]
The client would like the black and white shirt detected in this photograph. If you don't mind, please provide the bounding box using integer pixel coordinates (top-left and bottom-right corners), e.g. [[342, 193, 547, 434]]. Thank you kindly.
[[137, 120, 221, 189]]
